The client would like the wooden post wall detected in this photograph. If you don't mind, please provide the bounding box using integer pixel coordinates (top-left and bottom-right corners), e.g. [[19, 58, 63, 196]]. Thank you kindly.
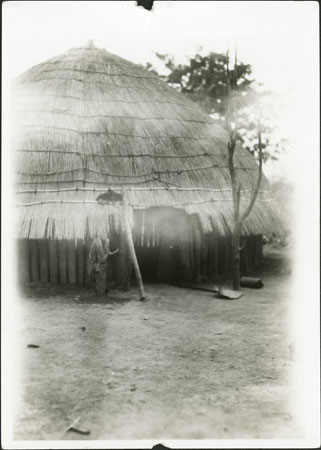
[[208, 231, 218, 281], [240, 236, 248, 274], [258, 234, 263, 265], [190, 215, 202, 284], [67, 240, 77, 285], [39, 240, 49, 283], [48, 239, 59, 284], [76, 239, 85, 288], [201, 233, 209, 280], [58, 240, 68, 284], [178, 219, 194, 283], [84, 235, 92, 288], [116, 230, 127, 288], [18, 239, 30, 284], [30, 239, 40, 282]]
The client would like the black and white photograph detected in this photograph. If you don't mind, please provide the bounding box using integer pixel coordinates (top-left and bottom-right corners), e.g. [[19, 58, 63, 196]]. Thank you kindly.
[[2, 1, 320, 448]]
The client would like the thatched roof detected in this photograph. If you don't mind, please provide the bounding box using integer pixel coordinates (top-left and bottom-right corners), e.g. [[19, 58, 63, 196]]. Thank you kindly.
[[12, 42, 285, 240]]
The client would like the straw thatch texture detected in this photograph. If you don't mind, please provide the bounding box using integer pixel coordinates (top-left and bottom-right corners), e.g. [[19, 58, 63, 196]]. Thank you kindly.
[[13, 43, 285, 240]]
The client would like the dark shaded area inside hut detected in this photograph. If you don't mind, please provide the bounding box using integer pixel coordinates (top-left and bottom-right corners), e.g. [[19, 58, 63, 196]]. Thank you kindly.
[[17, 208, 264, 289]]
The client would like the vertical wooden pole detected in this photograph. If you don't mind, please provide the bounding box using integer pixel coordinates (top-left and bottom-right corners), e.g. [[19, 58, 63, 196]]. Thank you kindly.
[[67, 240, 77, 285], [240, 237, 245, 273], [39, 239, 49, 283], [117, 230, 132, 290], [253, 235, 257, 268], [213, 232, 219, 280], [226, 236, 231, 278], [18, 239, 30, 284], [124, 257, 133, 291], [249, 235, 254, 272], [203, 233, 210, 281], [217, 236, 223, 278], [84, 233, 92, 288], [178, 233, 193, 283], [48, 239, 59, 284], [156, 238, 169, 283], [190, 215, 202, 284], [208, 232, 214, 281], [179, 219, 193, 283], [258, 234, 263, 266], [208, 231, 218, 281], [58, 239, 68, 284], [122, 187, 145, 300], [76, 239, 85, 288], [30, 239, 40, 282]]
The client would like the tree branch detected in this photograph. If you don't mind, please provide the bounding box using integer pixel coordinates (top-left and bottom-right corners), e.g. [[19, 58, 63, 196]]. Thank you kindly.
[[226, 48, 242, 223], [241, 122, 263, 221]]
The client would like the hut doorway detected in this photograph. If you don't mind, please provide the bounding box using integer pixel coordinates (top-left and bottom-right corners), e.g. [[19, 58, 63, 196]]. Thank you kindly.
[[133, 207, 194, 284], [135, 235, 181, 283]]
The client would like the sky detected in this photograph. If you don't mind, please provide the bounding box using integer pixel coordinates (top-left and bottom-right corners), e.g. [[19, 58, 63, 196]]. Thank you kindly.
[[3, 0, 319, 183], [2, 1, 318, 90]]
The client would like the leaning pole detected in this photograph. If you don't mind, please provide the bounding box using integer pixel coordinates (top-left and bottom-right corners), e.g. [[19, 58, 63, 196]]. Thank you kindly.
[[121, 187, 146, 301]]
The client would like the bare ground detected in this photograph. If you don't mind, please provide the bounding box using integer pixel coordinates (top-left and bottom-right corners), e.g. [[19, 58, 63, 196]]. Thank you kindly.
[[13, 246, 301, 440]]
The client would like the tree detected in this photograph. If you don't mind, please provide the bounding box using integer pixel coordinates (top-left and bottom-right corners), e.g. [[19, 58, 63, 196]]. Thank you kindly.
[[146, 50, 271, 290], [153, 51, 252, 117], [146, 52, 286, 160], [225, 51, 264, 290]]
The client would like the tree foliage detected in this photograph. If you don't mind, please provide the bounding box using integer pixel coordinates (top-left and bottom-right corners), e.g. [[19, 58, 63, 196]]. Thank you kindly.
[[145, 52, 287, 161], [155, 51, 253, 117]]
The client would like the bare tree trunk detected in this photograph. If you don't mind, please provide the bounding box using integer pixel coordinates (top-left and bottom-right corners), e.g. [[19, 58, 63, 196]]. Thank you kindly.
[[225, 48, 263, 290], [231, 221, 242, 290]]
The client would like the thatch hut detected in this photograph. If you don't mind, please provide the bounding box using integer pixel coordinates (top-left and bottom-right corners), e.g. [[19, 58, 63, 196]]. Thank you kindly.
[[13, 41, 284, 287]]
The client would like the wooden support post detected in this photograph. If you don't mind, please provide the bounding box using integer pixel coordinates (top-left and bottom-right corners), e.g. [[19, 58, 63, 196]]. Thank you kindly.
[[30, 239, 40, 282], [253, 235, 257, 268], [240, 237, 245, 273], [225, 235, 232, 277], [248, 235, 254, 272], [122, 187, 145, 300], [48, 239, 59, 284], [208, 232, 214, 281], [84, 234, 92, 288], [119, 231, 133, 290], [39, 239, 49, 283], [212, 232, 219, 280], [76, 239, 85, 288], [241, 236, 248, 274], [208, 231, 218, 281], [258, 234, 263, 265], [67, 240, 77, 285], [178, 234, 193, 283], [58, 240, 68, 284], [124, 259, 133, 291], [178, 219, 193, 283], [200, 233, 208, 280], [217, 237, 224, 278], [156, 238, 170, 283], [219, 236, 229, 280], [18, 239, 30, 284], [190, 215, 202, 284]]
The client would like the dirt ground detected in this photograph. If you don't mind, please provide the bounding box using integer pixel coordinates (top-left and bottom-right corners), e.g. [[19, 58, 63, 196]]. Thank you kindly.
[[13, 246, 301, 441]]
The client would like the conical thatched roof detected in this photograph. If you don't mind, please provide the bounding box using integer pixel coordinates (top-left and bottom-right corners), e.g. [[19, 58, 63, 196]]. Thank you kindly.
[[13, 42, 284, 240]]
